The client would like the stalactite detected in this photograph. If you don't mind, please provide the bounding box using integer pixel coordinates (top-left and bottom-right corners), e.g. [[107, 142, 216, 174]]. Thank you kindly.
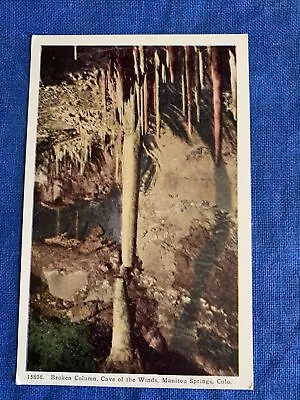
[[121, 89, 140, 267], [162, 63, 166, 84], [63, 146, 67, 169], [115, 138, 120, 184], [154, 50, 160, 137], [105, 70, 109, 93], [133, 47, 140, 85], [211, 46, 222, 165], [199, 48, 204, 89], [143, 73, 148, 134], [138, 46, 145, 136], [229, 49, 237, 120], [139, 46, 145, 75], [51, 131, 94, 179], [98, 70, 107, 112], [165, 47, 170, 70], [83, 133, 88, 173], [122, 88, 136, 138], [115, 67, 124, 185], [107, 62, 111, 84], [185, 46, 192, 139], [194, 46, 200, 122], [107, 69, 116, 119], [140, 84, 144, 136], [42, 44, 237, 215], [55, 149, 59, 176], [115, 69, 124, 124], [74, 45, 77, 61], [167, 46, 174, 83], [181, 72, 186, 115], [88, 140, 92, 159], [136, 82, 141, 123]]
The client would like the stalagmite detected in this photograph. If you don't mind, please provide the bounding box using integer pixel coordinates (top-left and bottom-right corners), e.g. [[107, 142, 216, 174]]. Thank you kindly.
[[154, 51, 160, 137], [210, 46, 222, 165], [229, 49, 237, 120], [106, 277, 135, 370]]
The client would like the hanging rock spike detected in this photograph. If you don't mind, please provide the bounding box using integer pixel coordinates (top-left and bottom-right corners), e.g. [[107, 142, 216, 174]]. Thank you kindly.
[[167, 46, 174, 83], [210, 46, 222, 165], [199, 48, 204, 89], [143, 73, 148, 134], [229, 49, 237, 120], [154, 50, 160, 137], [139, 46, 145, 75], [194, 46, 201, 122], [162, 63, 166, 84], [115, 69, 124, 124], [74, 45, 77, 61], [184, 46, 192, 139], [181, 72, 186, 115], [166, 47, 170, 69], [133, 47, 140, 85]]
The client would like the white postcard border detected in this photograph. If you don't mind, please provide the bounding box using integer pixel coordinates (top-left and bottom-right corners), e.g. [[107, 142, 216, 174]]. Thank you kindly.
[[16, 34, 253, 390]]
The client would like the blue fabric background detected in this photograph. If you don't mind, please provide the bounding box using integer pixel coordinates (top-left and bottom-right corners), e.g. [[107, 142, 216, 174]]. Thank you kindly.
[[0, 0, 299, 399]]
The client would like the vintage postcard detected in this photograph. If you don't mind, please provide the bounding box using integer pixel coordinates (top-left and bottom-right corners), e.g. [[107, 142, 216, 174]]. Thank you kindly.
[[16, 34, 252, 389]]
